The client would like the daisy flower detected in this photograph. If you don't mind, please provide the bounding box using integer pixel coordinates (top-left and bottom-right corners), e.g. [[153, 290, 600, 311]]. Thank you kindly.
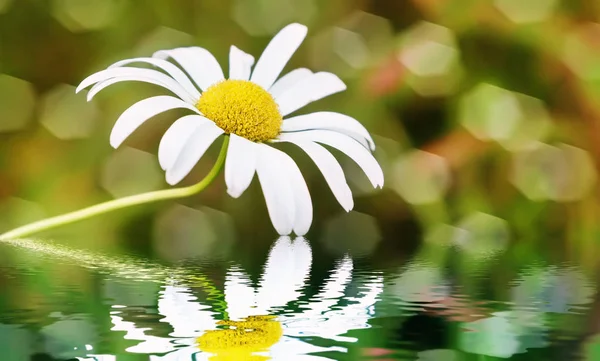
[[105, 237, 383, 360], [76, 23, 384, 236]]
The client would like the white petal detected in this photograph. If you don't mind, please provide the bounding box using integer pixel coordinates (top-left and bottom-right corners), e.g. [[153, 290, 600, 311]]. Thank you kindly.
[[154, 47, 225, 91], [268, 68, 312, 98], [282, 111, 375, 151], [165, 123, 224, 185], [278, 139, 353, 211], [266, 146, 313, 236], [76, 67, 138, 92], [87, 76, 196, 104], [110, 95, 199, 148], [229, 45, 255, 81], [256, 145, 295, 235], [255, 237, 312, 312], [250, 23, 308, 89], [279, 130, 384, 188], [158, 115, 211, 171], [78, 67, 196, 103], [276, 72, 346, 116], [109, 57, 201, 98], [225, 134, 257, 198], [224, 267, 257, 321]]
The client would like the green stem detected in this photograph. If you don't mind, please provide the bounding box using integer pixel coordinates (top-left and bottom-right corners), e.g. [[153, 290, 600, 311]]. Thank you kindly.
[[0, 136, 230, 241]]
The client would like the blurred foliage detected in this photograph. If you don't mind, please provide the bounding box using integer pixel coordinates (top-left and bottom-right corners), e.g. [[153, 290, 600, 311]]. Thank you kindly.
[[2, 0, 600, 259], [0, 0, 599, 254]]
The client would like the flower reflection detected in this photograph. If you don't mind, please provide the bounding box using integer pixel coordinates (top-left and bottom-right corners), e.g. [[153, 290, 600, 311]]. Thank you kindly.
[[224, 236, 312, 321], [108, 236, 383, 360], [280, 255, 382, 343]]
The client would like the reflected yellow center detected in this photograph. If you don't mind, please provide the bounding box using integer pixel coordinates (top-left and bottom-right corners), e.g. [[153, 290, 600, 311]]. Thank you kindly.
[[197, 80, 282, 142], [197, 315, 283, 360]]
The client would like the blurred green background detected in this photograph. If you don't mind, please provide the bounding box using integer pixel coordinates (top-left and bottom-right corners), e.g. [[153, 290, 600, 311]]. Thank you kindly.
[[2, 0, 600, 359], [1, 0, 600, 259], [3, 0, 600, 257]]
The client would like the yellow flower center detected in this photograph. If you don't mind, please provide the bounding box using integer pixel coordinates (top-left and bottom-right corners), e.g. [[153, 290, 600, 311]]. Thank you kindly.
[[197, 315, 283, 360], [197, 80, 283, 142]]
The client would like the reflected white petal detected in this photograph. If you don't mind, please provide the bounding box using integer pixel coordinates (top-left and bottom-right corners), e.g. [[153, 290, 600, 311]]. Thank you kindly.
[[149, 346, 205, 360], [224, 267, 256, 321], [78, 67, 195, 103], [110, 313, 175, 354], [158, 284, 217, 337], [285, 270, 383, 343], [344, 275, 383, 311], [268, 68, 312, 98], [321, 274, 383, 340], [269, 337, 346, 360], [291, 237, 313, 285], [110, 95, 199, 148], [293, 256, 352, 317], [225, 134, 257, 198], [256, 145, 295, 235], [279, 130, 384, 188], [321, 256, 353, 299], [158, 115, 211, 171], [165, 123, 224, 185], [276, 72, 346, 116], [251, 23, 308, 89], [229, 45, 255, 81], [282, 111, 375, 151], [154, 47, 225, 91], [109, 57, 201, 99], [277, 138, 353, 211], [255, 237, 312, 312]]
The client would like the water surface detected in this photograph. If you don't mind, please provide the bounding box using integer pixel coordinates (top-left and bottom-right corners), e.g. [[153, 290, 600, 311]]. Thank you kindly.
[[0, 236, 598, 360]]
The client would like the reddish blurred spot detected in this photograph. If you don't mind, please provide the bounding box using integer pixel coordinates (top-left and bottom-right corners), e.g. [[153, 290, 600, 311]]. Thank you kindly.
[[0, 174, 15, 199], [422, 129, 488, 169], [426, 294, 493, 323], [362, 347, 396, 357], [579, 23, 600, 48], [364, 55, 405, 97]]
